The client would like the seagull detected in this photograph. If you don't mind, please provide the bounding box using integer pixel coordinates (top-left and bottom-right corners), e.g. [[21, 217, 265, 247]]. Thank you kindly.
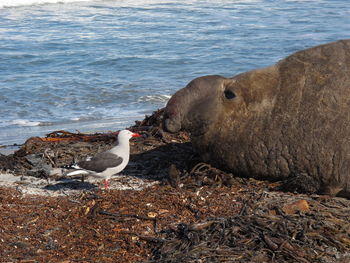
[[66, 129, 141, 190]]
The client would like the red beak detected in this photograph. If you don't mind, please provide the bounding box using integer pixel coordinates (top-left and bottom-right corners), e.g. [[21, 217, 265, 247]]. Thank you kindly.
[[132, 133, 141, 137]]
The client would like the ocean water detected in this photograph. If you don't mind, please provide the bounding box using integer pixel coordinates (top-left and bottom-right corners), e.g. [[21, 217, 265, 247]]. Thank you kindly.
[[0, 0, 349, 145]]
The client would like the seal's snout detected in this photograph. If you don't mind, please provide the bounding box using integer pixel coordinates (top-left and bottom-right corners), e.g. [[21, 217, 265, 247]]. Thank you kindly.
[[164, 115, 181, 133]]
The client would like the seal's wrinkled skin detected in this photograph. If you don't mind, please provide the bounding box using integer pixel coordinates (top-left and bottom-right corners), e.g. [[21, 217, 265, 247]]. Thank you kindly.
[[164, 39, 350, 197]]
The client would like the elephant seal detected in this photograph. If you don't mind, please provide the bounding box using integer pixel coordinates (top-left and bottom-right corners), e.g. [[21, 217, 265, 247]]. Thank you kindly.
[[164, 39, 350, 197]]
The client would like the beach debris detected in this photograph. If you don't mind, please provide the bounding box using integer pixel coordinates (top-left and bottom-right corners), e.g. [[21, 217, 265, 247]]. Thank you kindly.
[[0, 109, 350, 263], [167, 164, 181, 188], [41, 130, 119, 143], [0, 153, 17, 171], [146, 192, 350, 263], [282, 199, 310, 215]]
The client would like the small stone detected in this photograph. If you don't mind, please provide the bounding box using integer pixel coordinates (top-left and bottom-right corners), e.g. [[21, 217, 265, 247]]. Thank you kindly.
[[25, 154, 43, 166], [147, 212, 157, 218]]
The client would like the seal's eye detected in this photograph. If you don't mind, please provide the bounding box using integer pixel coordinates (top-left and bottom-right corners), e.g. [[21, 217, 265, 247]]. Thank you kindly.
[[224, 90, 236, 100]]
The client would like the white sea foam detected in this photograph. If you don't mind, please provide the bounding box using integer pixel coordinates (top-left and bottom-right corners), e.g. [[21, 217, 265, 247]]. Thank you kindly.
[[12, 119, 42, 127], [0, 0, 92, 8], [138, 94, 171, 103], [0, 0, 263, 9], [69, 116, 99, 122]]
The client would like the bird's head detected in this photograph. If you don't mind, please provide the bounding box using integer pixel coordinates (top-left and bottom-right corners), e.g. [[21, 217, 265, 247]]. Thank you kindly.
[[118, 130, 141, 141]]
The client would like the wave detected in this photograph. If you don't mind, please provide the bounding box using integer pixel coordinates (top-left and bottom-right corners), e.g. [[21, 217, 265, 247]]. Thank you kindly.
[[138, 94, 171, 103], [9, 112, 142, 128], [0, 0, 266, 9], [0, 0, 95, 8], [11, 117, 102, 127], [11, 119, 43, 127]]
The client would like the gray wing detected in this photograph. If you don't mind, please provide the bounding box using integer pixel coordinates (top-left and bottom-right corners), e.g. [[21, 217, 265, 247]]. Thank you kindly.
[[77, 152, 123, 173]]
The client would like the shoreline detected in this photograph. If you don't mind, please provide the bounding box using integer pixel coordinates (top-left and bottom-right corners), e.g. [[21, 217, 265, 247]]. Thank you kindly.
[[0, 145, 20, 155], [0, 109, 175, 196], [0, 114, 143, 147]]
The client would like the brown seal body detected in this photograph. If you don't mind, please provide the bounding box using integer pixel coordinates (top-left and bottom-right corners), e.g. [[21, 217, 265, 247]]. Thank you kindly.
[[164, 39, 350, 197]]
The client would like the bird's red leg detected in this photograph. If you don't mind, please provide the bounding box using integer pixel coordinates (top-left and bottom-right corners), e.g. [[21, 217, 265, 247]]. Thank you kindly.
[[104, 179, 109, 191]]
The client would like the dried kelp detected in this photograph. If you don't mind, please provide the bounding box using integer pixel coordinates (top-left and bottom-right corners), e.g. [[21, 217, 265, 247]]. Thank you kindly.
[[1, 108, 350, 263], [145, 193, 350, 263]]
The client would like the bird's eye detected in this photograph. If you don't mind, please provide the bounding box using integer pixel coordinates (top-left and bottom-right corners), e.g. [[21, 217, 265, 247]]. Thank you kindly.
[[224, 90, 236, 100]]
